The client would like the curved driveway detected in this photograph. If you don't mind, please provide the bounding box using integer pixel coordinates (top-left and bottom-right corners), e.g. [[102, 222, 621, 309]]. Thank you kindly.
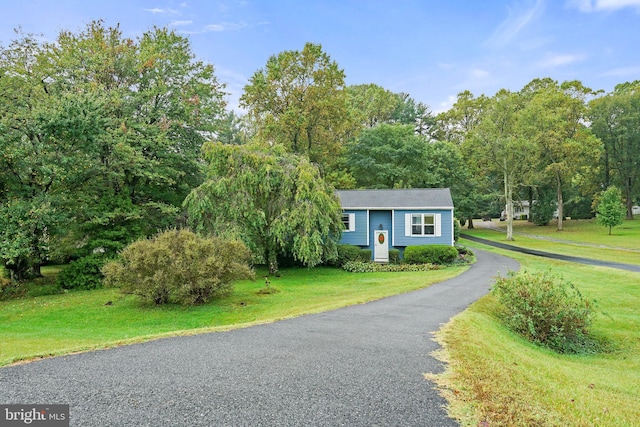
[[0, 250, 518, 426]]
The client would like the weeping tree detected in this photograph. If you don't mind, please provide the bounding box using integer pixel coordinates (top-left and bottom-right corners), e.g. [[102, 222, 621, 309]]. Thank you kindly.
[[184, 143, 343, 274]]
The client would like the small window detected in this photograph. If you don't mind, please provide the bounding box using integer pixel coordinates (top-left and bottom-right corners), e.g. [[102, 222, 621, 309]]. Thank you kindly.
[[342, 214, 350, 230], [411, 213, 435, 236], [342, 213, 355, 232]]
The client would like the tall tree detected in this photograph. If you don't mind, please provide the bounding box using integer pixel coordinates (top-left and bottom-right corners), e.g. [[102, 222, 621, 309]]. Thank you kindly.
[[0, 32, 106, 280], [437, 91, 493, 228], [520, 79, 601, 231], [240, 42, 352, 168], [470, 89, 534, 240], [345, 123, 428, 189], [390, 92, 436, 138], [590, 81, 640, 218], [346, 83, 397, 128], [184, 143, 343, 274], [49, 22, 227, 253], [0, 22, 227, 279]]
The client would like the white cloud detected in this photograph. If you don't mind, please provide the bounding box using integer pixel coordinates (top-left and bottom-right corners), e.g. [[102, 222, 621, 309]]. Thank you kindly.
[[433, 95, 457, 115], [169, 20, 193, 27], [567, 0, 640, 11], [484, 0, 545, 48], [144, 8, 179, 15], [536, 53, 586, 67], [471, 68, 490, 79], [204, 21, 248, 32], [600, 65, 640, 76]]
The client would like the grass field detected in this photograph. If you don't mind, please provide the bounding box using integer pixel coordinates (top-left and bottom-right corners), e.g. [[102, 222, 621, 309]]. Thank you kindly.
[[429, 230, 640, 426], [463, 218, 640, 266], [0, 265, 467, 367]]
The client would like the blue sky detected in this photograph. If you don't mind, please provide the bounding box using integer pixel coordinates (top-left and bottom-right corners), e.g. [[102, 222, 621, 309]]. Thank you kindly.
[[2, 0, 639, 113]]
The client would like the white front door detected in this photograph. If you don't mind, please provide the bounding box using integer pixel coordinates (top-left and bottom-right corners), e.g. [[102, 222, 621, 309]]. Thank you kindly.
[[374, 230, 389, 263]]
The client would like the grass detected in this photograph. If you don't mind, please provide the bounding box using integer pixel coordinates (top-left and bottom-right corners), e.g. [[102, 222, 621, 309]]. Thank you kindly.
[[0, 265, 467, 367], [463, 218, 640, 266], [428, 238, 640, 426]]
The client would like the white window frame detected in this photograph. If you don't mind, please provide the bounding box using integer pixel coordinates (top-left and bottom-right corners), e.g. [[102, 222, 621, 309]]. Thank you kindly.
[[405, 213, 441, 237], [342, 213, 356, 232]]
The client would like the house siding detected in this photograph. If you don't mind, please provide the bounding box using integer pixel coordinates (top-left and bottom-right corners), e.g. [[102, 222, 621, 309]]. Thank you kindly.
[[339, 210, 369, 246], [393, 209, 454, 247], [367, 210, 393, 259]]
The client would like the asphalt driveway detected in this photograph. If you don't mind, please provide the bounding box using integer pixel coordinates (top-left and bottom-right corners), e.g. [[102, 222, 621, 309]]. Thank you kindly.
[[0, 249, 518, 426]]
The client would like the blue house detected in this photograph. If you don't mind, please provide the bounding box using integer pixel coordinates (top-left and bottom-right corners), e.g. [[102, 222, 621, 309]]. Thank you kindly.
[[336, 188, 455, 262]]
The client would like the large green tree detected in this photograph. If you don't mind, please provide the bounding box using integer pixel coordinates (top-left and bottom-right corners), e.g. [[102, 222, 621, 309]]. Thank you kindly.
[[470, 89, 535, 240], [184, 143, 343, 274], [436, 90, 492, 228], [590, 81, 640, 218], [345, 123, 428, 189], [239, 42, 352, 169], [0, 32, 106, 280], [520, 79, 601, 231], [0, 22, 227, 280]]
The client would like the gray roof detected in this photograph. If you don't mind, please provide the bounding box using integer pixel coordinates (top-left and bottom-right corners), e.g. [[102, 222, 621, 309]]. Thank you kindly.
[[336, 188, 453, 210]]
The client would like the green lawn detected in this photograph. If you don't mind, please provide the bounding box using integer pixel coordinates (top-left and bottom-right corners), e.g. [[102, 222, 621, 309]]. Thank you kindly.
[[0, 265, 467, 366], [463, 218, 640, 266], [429, 237, 640, 426]]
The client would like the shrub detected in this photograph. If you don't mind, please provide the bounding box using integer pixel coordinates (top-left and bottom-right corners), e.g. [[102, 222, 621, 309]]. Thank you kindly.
[[102, 229, 255, 305], [342, 261, 442, 273], [389, 249, 400, 265], [403, 245, 458, 265], [333, 244, 364, 266], [359, 249, 372, 262], [0, 276, 24, 300], [57, 255, 109, 290], [492, 270, 597, 354]]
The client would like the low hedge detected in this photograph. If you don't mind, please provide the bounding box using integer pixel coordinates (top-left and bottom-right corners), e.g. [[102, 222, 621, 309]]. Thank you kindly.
[[403, 245, 458, 265], [342, 261, 443, 273], [333, 245, 371, 266]]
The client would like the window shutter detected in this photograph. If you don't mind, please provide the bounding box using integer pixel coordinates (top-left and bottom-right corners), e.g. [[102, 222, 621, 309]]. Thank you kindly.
[[349, 213, 356, 232], [405, 214, 412, 236], [435, 213, 442, 237]]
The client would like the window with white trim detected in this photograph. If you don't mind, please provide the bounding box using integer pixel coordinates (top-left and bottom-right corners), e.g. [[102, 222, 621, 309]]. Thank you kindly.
[[411, 213, 435, 236], [342, 213, 355, 232]]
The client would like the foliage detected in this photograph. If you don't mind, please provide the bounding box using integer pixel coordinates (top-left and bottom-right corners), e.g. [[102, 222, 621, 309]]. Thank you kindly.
[[56, 255, 109, 291], [184, 143, 343, 274], [102, 229, 254, 305], [389, 249, 400, 265], [346, 83, 398, 128], [531, 188, 556, 226], [240, 42, 352, 168], [346, 123, 429, 188], [0, 22, 227, 282], [330, 244, 371, 267], [341, 261, 442, 273], [470, 89, 534, 240], [403, 245, 459, 265], [596, 186, 626, 235], [519, 79, 601, 231], [492, 270, 597, 353], [359, 249, 372, 261]]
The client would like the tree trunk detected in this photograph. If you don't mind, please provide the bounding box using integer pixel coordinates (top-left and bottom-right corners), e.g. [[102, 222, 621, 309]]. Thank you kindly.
[[625, 177, 633, 219], [467, 217, 475, 229], [504, 166, 514, 241], [528, 186, 534, 222], [556, 174, 563, 231]]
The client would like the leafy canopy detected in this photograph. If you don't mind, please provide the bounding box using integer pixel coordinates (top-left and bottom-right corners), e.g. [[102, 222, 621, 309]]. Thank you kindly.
[[184, 143, 343, 274]]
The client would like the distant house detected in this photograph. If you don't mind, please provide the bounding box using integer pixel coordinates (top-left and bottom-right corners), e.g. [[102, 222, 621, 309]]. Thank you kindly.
[[336, 188, 455, 263]]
